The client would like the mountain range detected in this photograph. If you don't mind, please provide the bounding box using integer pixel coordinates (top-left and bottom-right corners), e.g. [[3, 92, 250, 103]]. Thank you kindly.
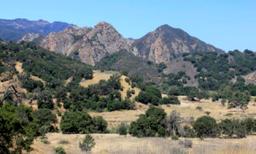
[[0, 18, 223, 66], [0, 18, 73, 41]]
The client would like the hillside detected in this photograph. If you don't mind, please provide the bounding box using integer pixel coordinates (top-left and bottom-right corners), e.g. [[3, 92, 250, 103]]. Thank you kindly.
[[0, 18, 73, 41], [95, 50, 162, 83]]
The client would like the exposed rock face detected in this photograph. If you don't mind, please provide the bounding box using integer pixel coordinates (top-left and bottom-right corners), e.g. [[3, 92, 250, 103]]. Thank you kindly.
[[18, 33, 41, 43], [23, 21, 223, 67], [133, 24, 223, 64], [38, 22, 134, 65], [244, 71, 256, 84]]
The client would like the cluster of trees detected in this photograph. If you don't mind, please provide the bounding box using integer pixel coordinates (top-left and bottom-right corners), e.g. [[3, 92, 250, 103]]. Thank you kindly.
[[60, 76, 134, 112], [60, 111, 107, 134], [0, 42, 136, 112], [0, 104, 57, 153], [181, 51, 256, 108], [128, 106, 256, 138], [136, 85, 180, 105]]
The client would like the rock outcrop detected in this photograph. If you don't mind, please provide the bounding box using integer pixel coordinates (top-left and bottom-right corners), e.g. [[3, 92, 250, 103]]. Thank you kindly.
[[38, 22, 134, 65], [133, 24, 223, 64]]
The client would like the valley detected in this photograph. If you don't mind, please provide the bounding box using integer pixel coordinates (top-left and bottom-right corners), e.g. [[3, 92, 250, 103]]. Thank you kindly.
[[0, 18, 256, 154]]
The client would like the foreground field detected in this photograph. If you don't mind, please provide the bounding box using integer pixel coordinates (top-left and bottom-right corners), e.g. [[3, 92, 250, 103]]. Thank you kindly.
[[30, 133, 256, 154], [90, 96, 256, 128]]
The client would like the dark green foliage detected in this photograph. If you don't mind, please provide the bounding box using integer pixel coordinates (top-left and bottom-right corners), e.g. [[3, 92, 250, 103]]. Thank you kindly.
[[193, 116, 218, 138], [37, 90, 54, 109], [20, 74, 44, 92], [92, 116, 108, 133], [67, 76, 134, 112], [96, 50, 161, 83], [129, 107, 167, 137], [219, 119, 247, 138], [60, 111, 107, 134], [54, 147, 66, 154], [183, 51, 256, 91], [118, 123, 128, 135], [0, 41, 93, 100], [79, 134, 95, 152], [214, 85, 251, 108], [0, 104, 56, 153], [136, 86, 162, 105], [33, 109, 57, 133], [161, 96, 180, 104]]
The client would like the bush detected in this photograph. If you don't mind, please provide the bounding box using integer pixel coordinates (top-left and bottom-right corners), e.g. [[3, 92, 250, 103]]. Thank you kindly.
[[118, 123, 128, 135], [129, 107, 166, 137], [136, 86, 162, 105], [37, 90, 54, 109], [60, 111, 107, 134], [92, 116, 108, 133], [193, 116, 218, 138], [219, 119, 247, 138], [181, 125, 196, 138], [79, 135, 95, 152], [161, 96, 180, 105], [54, 147, 66, 154]]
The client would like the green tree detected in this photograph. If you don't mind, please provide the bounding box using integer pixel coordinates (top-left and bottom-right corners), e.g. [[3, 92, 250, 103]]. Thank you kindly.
[[193, 116, 218, 138], [129, 107, 166, 137]]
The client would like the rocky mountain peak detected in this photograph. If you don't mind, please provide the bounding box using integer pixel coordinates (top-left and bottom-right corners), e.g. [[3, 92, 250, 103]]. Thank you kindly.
[[35, 21, 134, 65], [133, 25, 223, 64]]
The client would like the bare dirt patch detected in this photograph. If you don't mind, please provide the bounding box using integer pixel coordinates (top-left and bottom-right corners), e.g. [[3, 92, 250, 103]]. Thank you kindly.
[[15, 61, 23, 74]]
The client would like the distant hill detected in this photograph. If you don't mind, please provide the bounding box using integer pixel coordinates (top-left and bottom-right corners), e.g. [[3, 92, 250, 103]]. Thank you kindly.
[[0, 18, 73, 41]]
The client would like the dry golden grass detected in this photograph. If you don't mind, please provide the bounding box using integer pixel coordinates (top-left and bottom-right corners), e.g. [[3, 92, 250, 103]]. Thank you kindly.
[[119, 75, 140, 100], [80, 70, 117, 88], [90, 96, 256, 128], [30, 133, 256, 154]]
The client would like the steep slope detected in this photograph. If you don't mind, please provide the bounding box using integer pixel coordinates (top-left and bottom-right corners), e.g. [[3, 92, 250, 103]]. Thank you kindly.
[[96, 50, 162, 83], [0, 18, 73, 41], [133, 24, 223, 64], [37, 22, 135, 65]]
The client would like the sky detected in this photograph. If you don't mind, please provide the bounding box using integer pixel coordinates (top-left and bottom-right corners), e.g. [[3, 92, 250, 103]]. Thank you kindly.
[[0, 0, 255, 51]]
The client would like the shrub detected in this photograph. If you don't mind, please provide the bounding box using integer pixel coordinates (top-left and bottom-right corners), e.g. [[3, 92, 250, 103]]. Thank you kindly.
[[37, 90, 54, 109], [118, 123, 128, 135], [161, 96, 180, 105], [54, 147, 66, 154], [60, 111, 107, 134], [193, 116, 218, 138], [136, 86, 162, 105], [181, 125, 196, 138], [92, 116, 108, 133], [33, 109, 57, 128], [79, 135, 96, 152], [219, 119, 247, 138], [129, 107, 167, 137]]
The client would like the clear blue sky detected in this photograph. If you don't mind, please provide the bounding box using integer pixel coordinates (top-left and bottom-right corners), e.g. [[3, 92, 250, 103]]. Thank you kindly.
[[0, 0, 255, 51]]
